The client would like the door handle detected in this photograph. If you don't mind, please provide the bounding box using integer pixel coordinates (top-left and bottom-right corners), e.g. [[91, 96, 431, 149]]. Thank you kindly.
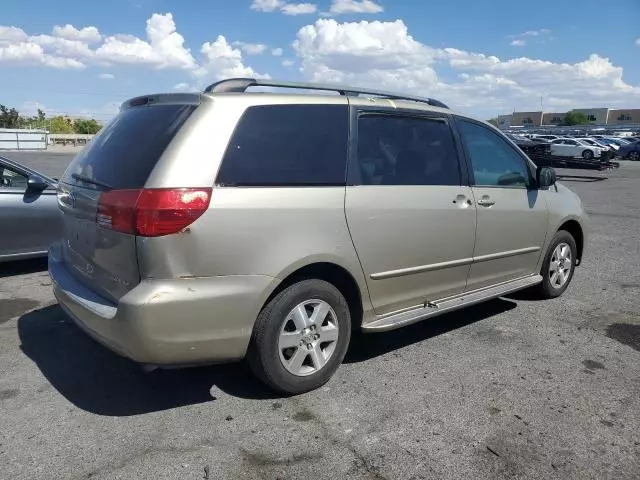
[[452, 194, 473, 207], [477, 197, 495, 207]]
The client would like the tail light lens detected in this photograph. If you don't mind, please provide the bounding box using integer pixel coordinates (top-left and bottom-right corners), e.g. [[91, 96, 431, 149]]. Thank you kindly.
[[97, 188, 212, 237]]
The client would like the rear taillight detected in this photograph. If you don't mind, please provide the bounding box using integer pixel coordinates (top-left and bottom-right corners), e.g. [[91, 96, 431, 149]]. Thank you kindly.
[[97, 188, 212, 237]]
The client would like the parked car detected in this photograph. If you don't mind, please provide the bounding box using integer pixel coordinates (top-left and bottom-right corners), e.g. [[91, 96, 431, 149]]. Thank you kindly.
[[590, 136, 621, 152], [48, 78, 587, 394], [0, 155, 62, 262], [531, 134, 562, 141], [550, 138, 602, 159], [618, 140, 640, 160], [576, 137, 615, 153], [506, 134, 552, 165]]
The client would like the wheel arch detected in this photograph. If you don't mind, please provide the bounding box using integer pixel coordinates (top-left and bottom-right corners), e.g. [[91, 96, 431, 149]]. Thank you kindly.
[[558, 219, 584, 265], [263, 261, 365, 330]]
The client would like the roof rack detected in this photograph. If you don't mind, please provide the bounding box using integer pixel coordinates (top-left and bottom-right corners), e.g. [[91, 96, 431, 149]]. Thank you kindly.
[[203, 78, 449, 109]]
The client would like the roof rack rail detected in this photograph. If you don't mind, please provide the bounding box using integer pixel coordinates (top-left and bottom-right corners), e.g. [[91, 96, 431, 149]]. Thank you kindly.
[[203, 78, 449, 109]]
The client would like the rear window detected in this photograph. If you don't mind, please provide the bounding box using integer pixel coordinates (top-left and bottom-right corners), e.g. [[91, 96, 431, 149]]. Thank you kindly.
[[63, 104, 196, 189], [216, 104, 348, 186]]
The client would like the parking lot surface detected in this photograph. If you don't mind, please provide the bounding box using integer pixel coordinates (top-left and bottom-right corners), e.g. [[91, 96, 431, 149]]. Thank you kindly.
[[1, 152, 639, 480]]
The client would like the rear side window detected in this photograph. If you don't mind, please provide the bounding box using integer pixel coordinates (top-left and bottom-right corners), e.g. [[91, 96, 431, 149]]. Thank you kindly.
[[216, 104, 348, 186], [63, 104, 196, 189]]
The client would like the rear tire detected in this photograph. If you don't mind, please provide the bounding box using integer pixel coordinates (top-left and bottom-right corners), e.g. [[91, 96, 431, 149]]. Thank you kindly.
[[534, 230, 577, 299], [247, 279, 351, 395]]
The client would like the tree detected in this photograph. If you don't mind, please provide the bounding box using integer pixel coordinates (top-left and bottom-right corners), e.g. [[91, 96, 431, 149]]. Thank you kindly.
[[49, 116, 74, 134], [562, 111, 590, 126], [74, 118, 102, 134], [0, 104, 21, 128]]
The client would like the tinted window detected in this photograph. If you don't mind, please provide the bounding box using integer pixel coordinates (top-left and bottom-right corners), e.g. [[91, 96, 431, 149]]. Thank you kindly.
[[458, 120, 531, 188], [0, 164, 28, 190], [355, 114, 460, 186], [63, 104, 196, 190], [217, 105, 348, 186]]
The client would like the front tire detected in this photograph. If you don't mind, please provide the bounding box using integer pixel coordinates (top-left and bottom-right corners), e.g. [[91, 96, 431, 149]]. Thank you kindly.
[[248, 279, 351, 394], [629, 151, 640, 161], [582, 150, 594, 160], [535, 230, 577, 299]]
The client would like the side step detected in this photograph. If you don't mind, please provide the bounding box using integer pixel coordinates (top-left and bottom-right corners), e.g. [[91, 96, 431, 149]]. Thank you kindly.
[[362, 275, 543, 332]]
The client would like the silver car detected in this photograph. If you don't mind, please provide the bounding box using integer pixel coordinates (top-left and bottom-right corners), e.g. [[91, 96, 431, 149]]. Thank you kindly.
[[0, 155, 61, 262], [49, 78, 588, 394]]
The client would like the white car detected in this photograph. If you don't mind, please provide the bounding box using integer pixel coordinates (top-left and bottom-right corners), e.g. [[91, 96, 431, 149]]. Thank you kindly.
[[532, 134, 562, 141], [576, 137, 614, 152], [550, 138, 602, 160]]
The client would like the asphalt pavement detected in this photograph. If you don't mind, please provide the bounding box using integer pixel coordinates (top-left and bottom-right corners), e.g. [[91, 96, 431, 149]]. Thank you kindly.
[[1, 152, 639, 479]]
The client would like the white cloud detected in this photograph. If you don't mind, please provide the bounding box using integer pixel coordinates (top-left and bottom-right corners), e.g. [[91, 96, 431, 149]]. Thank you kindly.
[[30, 34, 95, 60], [508, 28, 551, 46], [193, 35, 268, 82], [281, 3, 317, 15], [515, 29, 551, 37], [293, 19, 640, 115], [98, 73, 114, 79], [636, 38, 640, 46], [282, 59, 295, 67], [0, 26, 28, 43], [251, 0, 284, 11], [0, 13, 264, 85], [95, 13, 196, 69], [329, 0, 383, 14], [272, 47, 284, 56], [233, 41, 268, 55], [52, 24, 102, 43], [251, 0, 317, 15], [174, 82, 190, 91]]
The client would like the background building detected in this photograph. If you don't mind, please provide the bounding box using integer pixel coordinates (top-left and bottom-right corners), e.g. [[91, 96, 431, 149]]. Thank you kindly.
[[542, 112, 566, 126], [497, 114, 512, 128], [571, 108, 610, 124], [497, 106, 640, 129], [510, 111, 543, 127], [609, 109, 640, 124]]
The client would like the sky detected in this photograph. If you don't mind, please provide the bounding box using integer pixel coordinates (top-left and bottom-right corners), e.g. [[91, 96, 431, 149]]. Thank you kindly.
[[0, 0, 639, 122]]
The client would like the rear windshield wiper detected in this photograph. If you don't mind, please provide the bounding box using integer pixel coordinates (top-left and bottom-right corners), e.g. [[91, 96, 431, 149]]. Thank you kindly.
[[71, 173, 113, 190]]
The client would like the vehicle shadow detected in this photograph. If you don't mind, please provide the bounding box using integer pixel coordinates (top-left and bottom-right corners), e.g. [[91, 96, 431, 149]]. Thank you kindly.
[[345, 298, 517, 363], [19, 298, 517, 416], [0, 258, 48, 278]]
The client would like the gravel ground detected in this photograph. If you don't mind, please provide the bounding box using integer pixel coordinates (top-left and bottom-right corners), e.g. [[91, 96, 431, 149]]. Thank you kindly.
[[1, 152, 639, 480]]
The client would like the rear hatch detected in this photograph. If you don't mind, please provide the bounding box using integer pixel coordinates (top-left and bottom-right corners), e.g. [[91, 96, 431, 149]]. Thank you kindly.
[[57, 98, 200, 302]]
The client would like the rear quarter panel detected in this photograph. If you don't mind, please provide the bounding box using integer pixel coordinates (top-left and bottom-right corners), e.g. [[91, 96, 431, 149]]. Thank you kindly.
[[136, 187, 374, 317]]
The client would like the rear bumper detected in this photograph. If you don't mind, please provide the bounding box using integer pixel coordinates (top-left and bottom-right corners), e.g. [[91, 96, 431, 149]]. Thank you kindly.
[[48, 242, 277, 365]]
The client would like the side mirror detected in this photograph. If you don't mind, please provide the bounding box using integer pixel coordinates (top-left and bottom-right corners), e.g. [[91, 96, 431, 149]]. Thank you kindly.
[[536, 166, 556, 189], [27, 174, 49, 192]]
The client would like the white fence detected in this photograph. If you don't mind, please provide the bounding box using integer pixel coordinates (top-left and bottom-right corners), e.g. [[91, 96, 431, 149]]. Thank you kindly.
[[0, 128, 48, 150]]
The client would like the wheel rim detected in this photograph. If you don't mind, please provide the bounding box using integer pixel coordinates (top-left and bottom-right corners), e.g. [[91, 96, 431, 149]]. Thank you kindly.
[[583, 151, 593, 160], [549, 242, 572, 289], [630, 151, 639, 161], [278, 299, 339, 377]]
